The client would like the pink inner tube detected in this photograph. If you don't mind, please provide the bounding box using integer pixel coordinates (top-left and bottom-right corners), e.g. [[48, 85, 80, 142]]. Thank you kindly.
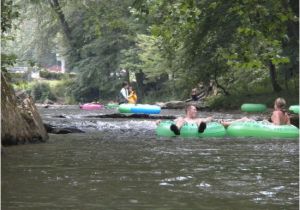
[[79, 103, 103, 110]]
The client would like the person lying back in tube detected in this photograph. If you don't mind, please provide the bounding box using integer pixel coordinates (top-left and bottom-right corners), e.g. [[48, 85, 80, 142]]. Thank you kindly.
[[156, 104, 213, 135]]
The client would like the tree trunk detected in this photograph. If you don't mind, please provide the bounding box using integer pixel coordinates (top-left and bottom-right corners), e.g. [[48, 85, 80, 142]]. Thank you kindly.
[[48, 0, 80, 63], [214, 79, 230, 96], [269, 61, 282, 92], [284, 69, 289, 90], [49, 0, 72, 42], [213, 68, 230, 96], [135, 70, 145, 100], [125, 69, 130, 83]]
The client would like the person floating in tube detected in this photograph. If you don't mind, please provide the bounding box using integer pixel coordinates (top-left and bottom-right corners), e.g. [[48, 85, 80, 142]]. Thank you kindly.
[[156, 104, 213, 135], [220, 97, 291, 127]]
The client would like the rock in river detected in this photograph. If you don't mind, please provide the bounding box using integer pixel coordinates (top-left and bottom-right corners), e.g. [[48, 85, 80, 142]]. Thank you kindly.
[[1, 73, 48, 145]]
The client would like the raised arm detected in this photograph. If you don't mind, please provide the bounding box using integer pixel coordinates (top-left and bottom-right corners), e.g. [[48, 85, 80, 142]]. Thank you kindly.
[[203, 116, 213, 123]]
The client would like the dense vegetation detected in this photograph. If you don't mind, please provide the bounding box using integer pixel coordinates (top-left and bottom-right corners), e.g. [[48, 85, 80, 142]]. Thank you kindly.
[[2, 0, 299, 107]]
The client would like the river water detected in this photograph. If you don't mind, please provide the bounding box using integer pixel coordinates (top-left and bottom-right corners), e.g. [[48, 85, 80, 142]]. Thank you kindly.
[[2, 106, 299, 210]]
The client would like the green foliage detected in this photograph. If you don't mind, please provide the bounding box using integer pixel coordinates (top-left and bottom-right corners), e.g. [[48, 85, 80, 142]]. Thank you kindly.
[[1, 54, 17, 72], [1, 0, 19, 33], [207, 90, 299, 111], [3, 0, 298, 106], [3, 0, 61, 69], [59, 0, 138, 102], [1, 0, 19, 73], [142, 79, 188, 103], [13, 78, 77, 104], [49, 79, 76, 104], [8, 72, 31, 84], [31, 82, 56, 102], [136, 34, 166, 78], [136, 0, 298, 95], [39, 70, 65, 80]]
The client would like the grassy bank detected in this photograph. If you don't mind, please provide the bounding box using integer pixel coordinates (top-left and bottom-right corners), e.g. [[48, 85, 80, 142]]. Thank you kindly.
[[13, 79, 76, 104], [12, 77, 299, 109], [206, 90, 299, 111]]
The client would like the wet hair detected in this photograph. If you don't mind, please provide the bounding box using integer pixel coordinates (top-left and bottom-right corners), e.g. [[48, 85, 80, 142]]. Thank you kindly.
[[275, 97, 286, 111], [185, 104, 196, 113], [122, 81, 129, 87]]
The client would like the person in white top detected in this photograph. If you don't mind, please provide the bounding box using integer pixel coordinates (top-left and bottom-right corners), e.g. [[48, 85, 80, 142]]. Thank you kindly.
[[118, 81, 129, 104]]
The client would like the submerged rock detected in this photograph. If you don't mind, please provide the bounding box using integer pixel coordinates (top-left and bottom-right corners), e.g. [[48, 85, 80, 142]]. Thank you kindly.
[[165, 101, 186, 109], [1, 73, 48, 145], [83, 113, 176, 119], [157, 100, 208, 110], [44, 123, 85, 134], [43, 99, 55, 105]]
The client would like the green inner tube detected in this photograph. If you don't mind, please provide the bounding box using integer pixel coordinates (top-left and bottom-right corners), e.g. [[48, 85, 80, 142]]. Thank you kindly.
[[241, 104, 267, 112], [118, 104, 134, 113], [106, 103, 119, 109], [226, 121, 299, 138], [156, 121, 226, 138], [289, 105, 299, 114]]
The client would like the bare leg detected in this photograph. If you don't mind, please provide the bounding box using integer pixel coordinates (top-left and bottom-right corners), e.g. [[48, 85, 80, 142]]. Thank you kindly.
[[221, 117, 252, 128], [170, 117, 185, 135], [195, 119, 206, 133], [220, 120, 231, 128]]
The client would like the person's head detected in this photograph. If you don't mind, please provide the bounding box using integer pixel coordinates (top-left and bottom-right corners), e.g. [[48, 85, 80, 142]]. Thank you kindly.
[[122, 81, 129, 88], [191, 88, 197, 95], [185, 104, 198, 118], [274, 97, 286, 110], [128, 86, 134, 92]]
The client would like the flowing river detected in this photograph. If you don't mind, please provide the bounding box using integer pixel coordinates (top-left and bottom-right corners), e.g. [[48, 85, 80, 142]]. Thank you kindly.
[[2, 106, 299, 210]]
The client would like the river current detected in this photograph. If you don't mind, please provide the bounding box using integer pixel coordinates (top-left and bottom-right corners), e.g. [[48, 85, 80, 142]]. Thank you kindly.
[[2, 105, 299, 210]]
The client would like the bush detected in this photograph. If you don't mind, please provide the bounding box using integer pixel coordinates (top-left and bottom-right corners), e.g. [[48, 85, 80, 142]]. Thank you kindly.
[[31, 82, 56, 102], [39, 70, 65, 80]]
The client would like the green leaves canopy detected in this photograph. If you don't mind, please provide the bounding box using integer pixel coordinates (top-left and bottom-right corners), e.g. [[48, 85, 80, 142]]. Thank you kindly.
[[4, 0, 299, 102]]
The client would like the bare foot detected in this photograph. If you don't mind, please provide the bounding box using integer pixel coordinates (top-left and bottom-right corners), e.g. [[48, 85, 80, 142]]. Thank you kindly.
[[220, 120, 230, 128]]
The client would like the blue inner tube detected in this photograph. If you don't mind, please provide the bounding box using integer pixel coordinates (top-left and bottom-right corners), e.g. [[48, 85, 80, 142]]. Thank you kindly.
[[119, 104, 161, 114]]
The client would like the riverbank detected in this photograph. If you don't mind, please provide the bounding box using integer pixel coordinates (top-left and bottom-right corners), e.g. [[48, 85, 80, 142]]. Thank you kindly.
[[206, 90, 299, 111], [36, 93, 299, 113]]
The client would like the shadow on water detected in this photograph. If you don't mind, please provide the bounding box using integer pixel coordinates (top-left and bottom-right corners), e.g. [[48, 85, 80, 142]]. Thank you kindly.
[[1, 106, 299, 210]]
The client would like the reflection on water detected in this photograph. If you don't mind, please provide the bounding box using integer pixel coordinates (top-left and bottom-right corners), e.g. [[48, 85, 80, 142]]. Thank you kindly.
[[2, 106, 299, 210]]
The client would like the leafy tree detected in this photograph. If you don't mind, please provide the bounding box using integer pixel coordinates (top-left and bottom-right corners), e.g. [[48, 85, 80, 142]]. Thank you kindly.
[[61, 0, 139, 101], [1, 0, 19, 72], [4, 0, 298, 103], [134, 0, 299, 94]]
